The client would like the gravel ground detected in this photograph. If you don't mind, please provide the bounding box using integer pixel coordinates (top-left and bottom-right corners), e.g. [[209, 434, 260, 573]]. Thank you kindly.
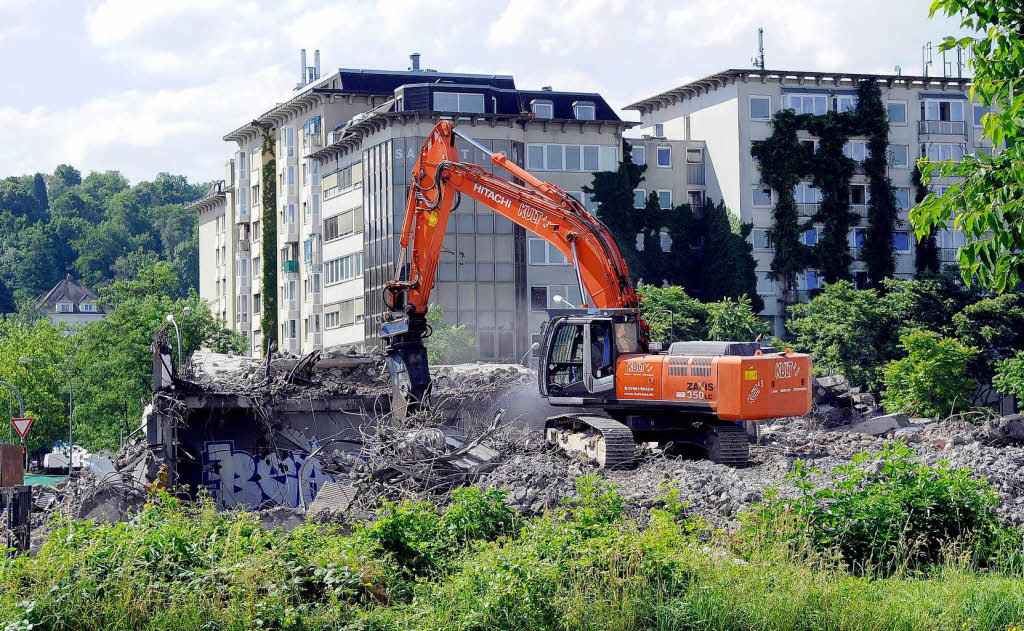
[[475, 414, 1024, 527]]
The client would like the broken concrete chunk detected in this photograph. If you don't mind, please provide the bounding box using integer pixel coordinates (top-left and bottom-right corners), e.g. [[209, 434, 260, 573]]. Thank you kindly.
[[846, 413, 909, 436]]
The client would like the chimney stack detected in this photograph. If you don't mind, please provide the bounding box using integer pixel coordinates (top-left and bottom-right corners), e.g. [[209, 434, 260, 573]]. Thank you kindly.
[[300, 49, 307, 84], [410, 52, 421, 71], [314, 49, 320, 79]]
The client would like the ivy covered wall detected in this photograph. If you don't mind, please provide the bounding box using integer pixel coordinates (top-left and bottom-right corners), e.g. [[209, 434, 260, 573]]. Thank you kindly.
[[751, 79, 900, 300], [259, 127, 278, 353]]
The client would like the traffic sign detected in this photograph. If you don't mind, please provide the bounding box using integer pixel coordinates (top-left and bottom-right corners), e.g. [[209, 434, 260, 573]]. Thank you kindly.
[[10, 417, 33, 439]]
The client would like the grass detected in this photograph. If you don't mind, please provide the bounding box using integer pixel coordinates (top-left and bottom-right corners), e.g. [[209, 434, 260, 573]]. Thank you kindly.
[[1, 458, 1023, 631]]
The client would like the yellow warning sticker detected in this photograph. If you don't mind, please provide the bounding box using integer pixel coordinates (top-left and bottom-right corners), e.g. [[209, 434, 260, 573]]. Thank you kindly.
[[744, 369, 758, 381], [427, 212, 438, 227]]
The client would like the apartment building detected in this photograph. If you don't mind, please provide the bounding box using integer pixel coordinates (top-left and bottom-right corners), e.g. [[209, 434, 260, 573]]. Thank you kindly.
[[626, 68, 992, 333], [201, 52, 637, 360], [190, 178, 235, 327]]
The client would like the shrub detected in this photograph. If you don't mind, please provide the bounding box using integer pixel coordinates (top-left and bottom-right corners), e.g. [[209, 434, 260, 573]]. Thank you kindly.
[[993, 350, 1024, 401], [425, 306, 476, 364], [882, 329, 979, 418], [704, 295, 771, 341]]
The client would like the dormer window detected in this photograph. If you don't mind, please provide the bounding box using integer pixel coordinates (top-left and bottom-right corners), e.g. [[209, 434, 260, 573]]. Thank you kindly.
[[573, 101, 595, 120], [531, 99, 553, 119], [432, 92, 485, 114], [57, 302, 72, 313], [81, 303, 96, 313]]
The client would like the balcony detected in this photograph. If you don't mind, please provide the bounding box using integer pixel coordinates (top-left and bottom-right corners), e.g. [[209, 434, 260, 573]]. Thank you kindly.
[[281, 260, 299, 275], [796, 203, 819, 217], [234, 312, 250, 330], [686, 163, 705, 186], [283, 219, 299, 242], [851, 203, 868, 218], [236, 275, 250, 291], [940, 247, 960, 264], [303, 133, 324, 156], [309, 291, 322, 307], [918, 120, 967, 136], [236, 239, 250, 254], [781, 289, 812, 304]]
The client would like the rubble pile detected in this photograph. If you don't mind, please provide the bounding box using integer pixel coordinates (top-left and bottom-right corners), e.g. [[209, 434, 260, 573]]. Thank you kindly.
[[810, 374, 879, 427]]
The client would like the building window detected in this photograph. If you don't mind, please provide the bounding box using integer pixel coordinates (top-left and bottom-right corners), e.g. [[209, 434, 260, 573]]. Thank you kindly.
[[528, 237, 568, 265], [888, 144, 910, 167], [851, 228, 867, 249], [834, 95, 857, 113], [850, 184, 868, 205], [887, 101, 908, 125], [804, 270, 823, 291], [685, 148, 702, 164], [921, 143, 966, 161], [530, 286, 548, 311], [752, 187, 772, 207], [843, 140, 869, 162], [653, 123, 664, 137], [750, 96, 771, 120], [892, 231, 911, 253], [756, 273, 776, 296], [323, 252, 364, 285], [81, 303, 95, 312], [631, 145, 646, 165], [57, 303, 72, 313], [787, 94, 827, 115], [803, 226, 824, 246], [657, 190, 672, 209], [526, 143, 608, 171], [573, 101, 595, 120], [656, 146, 671, 167], [752, 229, 772, 250], [922, 99, 965, 122], [973, 104, 990, 127], [895, 187, 911, 211], [324, 207, 363, 241], [794, 183, 822, 204], [801, 139, 818, 155], [633, 189, 646, 209], [433, 92, 485, 114], [532, 100, 553, 118]]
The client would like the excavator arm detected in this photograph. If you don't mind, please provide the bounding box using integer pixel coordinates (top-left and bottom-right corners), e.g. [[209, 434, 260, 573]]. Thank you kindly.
[[382, 120, 642, 404]]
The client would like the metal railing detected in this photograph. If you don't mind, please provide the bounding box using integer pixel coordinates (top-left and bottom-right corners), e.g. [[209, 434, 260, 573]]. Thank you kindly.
[[303, 133, 324, 155], [918, 120, 967, 135], [281, 260, 299, 274], [236, 239, 250, 254], [796, 203, 819, 216]]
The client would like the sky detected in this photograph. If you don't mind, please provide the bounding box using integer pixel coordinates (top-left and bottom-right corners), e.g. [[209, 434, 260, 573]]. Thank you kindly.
[[0, 0, 970, 184]]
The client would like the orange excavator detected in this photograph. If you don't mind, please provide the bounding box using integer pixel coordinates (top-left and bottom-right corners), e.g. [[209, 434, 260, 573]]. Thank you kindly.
[[382, 121, 811, 467]]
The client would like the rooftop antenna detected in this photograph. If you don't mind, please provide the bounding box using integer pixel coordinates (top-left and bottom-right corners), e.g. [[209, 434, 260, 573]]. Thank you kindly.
[[956, 46, 964, 78], [942, 47, 951, 77], [751, 27, 765, 70], [922, 42, 933, 77]]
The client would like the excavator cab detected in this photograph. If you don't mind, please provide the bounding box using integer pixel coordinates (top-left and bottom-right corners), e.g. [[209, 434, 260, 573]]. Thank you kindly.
[[539, 311, 643, 402]]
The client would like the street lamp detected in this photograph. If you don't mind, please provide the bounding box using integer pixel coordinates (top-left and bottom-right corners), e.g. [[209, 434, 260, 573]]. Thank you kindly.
[[552, 294, 578, 309], [19, 358, 73, 477]]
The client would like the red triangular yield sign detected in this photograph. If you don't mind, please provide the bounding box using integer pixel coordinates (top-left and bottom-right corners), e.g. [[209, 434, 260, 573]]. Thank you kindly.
[[10, 417, 33, 439]]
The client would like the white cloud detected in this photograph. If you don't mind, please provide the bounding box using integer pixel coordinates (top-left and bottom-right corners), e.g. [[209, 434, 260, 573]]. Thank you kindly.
[[0, 66, 293, 182]]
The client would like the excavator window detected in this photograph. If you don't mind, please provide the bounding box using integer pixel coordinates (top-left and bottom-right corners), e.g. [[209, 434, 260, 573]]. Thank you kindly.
[[590, 322, 613, 379], [614, 321, 642, 354], [547, 323, 585, 389]]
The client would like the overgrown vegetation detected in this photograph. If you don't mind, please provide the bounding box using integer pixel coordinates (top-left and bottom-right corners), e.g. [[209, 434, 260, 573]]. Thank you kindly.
[[424, 306, 476, 364], [586, 143, 761, 311], [882, 330, 979, 418], [0, 262, 244, 453], [260, 128, 278, 354], [0, 166, 208, 311], [2, 454, 1023, 631], [637, 282, 770, 344]]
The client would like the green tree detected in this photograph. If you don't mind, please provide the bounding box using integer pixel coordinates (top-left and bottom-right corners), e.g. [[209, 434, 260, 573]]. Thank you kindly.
[[953, 292, 1024, 382], [993, 351, 1024, 401], [80, 171, 130, 208], [49, 190, 104, 224], [705, 296, 770, 341], [637, 191, 666, 283], [911, 0, 1024, 292], [260, 128, 278, 352], [48, 164, 82, 201], [882, 330, 979, 418], [859, 80, 900, 287], [424, 306, 475, 364], [636, 282, 707, 343], [31, 173, 48, 212], [911, 165, 940, 275], [701, 200, 763, 313], [662, 202, 701, 294], [787, 281, 893, 391], [0, 318, 76, 454], [585, 140, 647, 283], [0, 178, 43, 223]]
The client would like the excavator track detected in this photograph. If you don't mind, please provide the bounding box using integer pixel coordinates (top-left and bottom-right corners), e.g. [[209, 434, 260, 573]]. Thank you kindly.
[[705, 421, 750, 467], [544, 414, 636, 469]]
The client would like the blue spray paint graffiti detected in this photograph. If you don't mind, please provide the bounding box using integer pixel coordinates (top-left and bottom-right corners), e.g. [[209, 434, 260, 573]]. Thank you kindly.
[[202, 439, 334, 509]]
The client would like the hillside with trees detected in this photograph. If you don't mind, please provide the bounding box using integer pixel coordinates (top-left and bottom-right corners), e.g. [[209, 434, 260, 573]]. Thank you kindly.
[[0, 165, 209, 311]]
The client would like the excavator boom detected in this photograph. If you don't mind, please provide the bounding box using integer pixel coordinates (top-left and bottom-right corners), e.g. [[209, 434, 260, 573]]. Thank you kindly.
[[382, 121, 643, 404]]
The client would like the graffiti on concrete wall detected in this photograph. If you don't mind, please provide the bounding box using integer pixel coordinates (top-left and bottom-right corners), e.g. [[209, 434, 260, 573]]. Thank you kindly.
[[202, 439, 334, 509]]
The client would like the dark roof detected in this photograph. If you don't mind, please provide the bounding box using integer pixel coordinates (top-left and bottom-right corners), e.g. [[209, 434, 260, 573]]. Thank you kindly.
[[387, 83, 620, 121], [336, 68, 516, 94], [35, 274, 105, 315]]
